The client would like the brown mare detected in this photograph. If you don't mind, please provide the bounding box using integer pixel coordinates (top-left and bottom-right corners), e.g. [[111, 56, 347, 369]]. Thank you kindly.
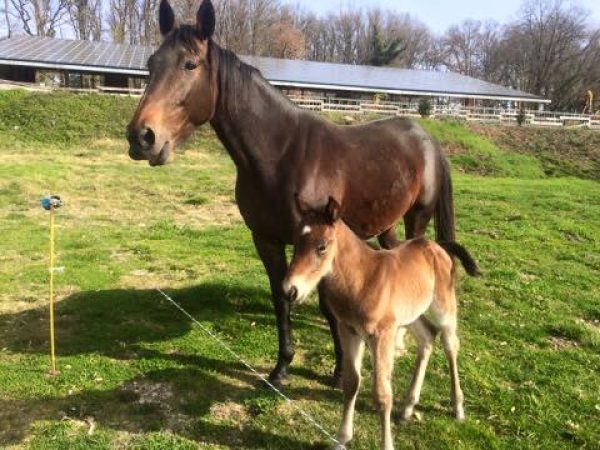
[[127, 0, 456, 385], [283, 197, 479, 450]]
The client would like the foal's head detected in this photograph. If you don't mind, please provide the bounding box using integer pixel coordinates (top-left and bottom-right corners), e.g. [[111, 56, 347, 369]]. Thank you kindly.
[[127, 0, 217, 165], [283, 197, 341, 304]]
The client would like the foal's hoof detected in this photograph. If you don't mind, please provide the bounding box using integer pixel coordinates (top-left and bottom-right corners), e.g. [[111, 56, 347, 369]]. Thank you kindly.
[[454, 407, 465, 421], [399, 407, 422, 423]]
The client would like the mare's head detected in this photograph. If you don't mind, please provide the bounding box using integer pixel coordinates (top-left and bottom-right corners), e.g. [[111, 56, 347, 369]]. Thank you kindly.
[[283, 196, 341, 304], [127, 0, 217, 166]]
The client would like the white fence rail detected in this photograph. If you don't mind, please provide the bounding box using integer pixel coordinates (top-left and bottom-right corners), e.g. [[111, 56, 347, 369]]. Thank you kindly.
[[287, 95, 600, 130]]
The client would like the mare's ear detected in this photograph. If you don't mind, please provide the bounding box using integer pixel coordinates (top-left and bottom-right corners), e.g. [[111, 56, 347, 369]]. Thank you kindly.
[[196, 0, 216, 40], [325, 197, 340, 223], [295, 192, 312, 215], [159, 0, 175, 36]]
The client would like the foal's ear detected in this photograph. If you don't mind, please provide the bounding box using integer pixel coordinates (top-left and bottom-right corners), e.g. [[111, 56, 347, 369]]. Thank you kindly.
[[196, 0, 216, 40], [325, 197, 340, 223], [295, 192, 312, 215], [159, 0, 175, 36]]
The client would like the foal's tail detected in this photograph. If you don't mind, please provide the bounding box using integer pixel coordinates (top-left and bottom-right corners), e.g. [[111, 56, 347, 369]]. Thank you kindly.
[[434, 153, 456, 243], [439, 242, 481, 277]]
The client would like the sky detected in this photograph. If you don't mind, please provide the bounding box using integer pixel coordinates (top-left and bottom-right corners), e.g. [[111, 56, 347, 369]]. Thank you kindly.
[[294, 0, 600, 32], [1, 0, 599, 37]]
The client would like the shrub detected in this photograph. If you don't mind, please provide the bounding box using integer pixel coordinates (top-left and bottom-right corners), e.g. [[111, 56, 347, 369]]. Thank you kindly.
[[516, 108, 527, 126], [418, 98, 432, 118]]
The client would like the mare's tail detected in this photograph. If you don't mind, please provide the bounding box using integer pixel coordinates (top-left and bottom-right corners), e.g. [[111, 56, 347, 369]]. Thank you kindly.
[[434, 152, 456, 243], [439, 242, 481, 277]]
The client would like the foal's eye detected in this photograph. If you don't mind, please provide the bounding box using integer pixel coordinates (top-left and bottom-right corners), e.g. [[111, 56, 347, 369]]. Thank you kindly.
[[316, 242, 328, 256], [184, 61, 198, 70]]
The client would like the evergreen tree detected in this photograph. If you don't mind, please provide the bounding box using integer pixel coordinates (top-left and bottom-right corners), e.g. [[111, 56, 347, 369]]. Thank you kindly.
[[368, 25, 404, 66]]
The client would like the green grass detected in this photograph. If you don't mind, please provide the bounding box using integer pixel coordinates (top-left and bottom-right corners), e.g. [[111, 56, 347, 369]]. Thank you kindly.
[[0, 90, 599, 449]]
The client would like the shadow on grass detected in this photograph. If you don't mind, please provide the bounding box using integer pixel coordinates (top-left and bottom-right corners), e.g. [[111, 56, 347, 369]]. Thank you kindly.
[[0, 366, 324, 448], [0, 282, 335, 448], [0, 282, 304, 357]]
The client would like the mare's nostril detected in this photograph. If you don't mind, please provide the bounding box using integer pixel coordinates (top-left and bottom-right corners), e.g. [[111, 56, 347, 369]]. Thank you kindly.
[[139, 127, 156, 147]]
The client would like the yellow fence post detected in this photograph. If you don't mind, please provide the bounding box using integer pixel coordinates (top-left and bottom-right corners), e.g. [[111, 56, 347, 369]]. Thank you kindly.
[[42, 195, 62, 376]]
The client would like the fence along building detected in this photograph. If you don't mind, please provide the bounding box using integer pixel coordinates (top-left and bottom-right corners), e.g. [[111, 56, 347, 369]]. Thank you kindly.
[[2, 35, 596, 128]]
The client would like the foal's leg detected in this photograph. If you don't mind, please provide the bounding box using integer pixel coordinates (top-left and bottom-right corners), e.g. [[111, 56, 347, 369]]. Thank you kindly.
[[252, 233, 293, 385], [336, 324, 365, 447], [369, 328, 397, 450], [318, 282, 343, 386], [400, 317, 438, 421], [435, 293, 464, 420]]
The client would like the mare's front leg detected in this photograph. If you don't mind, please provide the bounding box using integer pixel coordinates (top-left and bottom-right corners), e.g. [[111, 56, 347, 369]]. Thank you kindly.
[[252, 233, 294, 386], [318, 282, 343, 387]]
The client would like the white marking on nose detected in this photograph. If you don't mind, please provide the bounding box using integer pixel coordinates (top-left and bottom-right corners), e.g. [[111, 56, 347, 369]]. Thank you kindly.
[[301, 225, 312, 235]]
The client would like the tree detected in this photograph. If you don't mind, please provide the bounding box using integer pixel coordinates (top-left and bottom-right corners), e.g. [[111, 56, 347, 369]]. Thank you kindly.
[[67, 0, 102, 40], [8, 0, 69, 36], [502, 0, 589, 109], [368, 24, 403, 66], [268, 15, 305, 59], [442, 19, 483, 77]]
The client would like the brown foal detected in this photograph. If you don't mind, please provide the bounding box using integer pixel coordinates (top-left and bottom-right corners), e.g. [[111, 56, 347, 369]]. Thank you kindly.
[[283, 197, 479, 450]]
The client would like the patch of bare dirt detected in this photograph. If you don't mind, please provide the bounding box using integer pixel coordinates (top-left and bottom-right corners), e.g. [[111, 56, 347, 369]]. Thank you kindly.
[[210, 401, 249, 425], [549, 335, 579, 350], [577, 318, 600, 333], [121, 380, 174, 405]]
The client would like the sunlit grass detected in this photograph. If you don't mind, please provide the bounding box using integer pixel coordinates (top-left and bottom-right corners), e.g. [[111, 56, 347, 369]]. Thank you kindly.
[[1, 91, 599, 449]]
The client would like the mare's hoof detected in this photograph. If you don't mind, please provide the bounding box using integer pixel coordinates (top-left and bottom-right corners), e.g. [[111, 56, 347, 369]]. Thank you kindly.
[[266, 370, 288, 390], [331, 368, 343, 389]]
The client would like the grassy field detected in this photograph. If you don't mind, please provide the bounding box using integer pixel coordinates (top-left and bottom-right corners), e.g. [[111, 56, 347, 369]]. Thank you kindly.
[[0, 91, 599, 449]]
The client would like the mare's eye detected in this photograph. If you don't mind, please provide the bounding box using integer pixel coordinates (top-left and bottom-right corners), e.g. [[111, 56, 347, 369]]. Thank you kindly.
[[316, 242, 327, 256], [184, 61, 198, 71]]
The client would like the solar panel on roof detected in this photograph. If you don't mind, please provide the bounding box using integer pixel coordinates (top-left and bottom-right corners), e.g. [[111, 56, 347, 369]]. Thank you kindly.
[[0, 35, 545, 101]]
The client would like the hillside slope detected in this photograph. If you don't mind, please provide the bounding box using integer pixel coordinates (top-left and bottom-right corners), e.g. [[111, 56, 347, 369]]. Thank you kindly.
[[1, 90, 597, 180], [468, 123, 600, 180]]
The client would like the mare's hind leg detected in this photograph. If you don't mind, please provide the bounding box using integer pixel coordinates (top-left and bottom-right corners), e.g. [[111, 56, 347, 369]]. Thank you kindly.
[[318, 282, 343, 387], [399, 317, 438, 421], [252, 233, 293, 386], [378, 226, 402, 249], [403, 207, 434, 240]]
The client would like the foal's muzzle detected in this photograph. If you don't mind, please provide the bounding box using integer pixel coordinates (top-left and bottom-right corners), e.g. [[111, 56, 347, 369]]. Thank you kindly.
[[285, 286, 298, 304]]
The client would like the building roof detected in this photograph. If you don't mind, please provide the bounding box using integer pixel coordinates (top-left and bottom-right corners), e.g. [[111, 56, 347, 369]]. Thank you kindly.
[[0, 35, 548, 103]]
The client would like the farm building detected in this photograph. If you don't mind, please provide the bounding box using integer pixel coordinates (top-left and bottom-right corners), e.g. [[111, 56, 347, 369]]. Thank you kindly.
[[0, 35, 548, 112]]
